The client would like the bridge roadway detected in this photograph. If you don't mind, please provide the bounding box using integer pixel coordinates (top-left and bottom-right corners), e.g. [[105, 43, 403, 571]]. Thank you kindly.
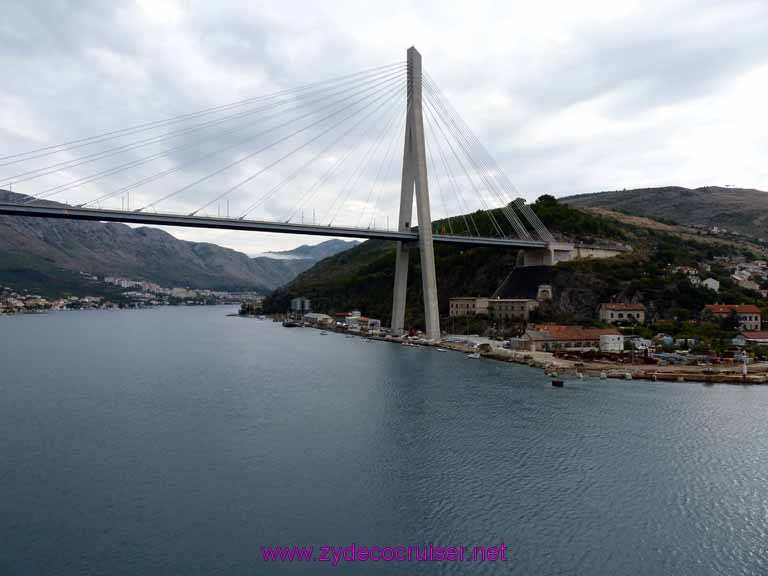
[[0, 202, 564, 250]]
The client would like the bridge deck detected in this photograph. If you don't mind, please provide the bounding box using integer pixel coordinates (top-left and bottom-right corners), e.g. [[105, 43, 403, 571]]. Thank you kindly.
[[0, 203, 562, 249]]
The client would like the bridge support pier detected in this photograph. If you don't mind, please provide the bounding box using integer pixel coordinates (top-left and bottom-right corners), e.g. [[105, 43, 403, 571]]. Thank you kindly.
[[390, 47, 441, 340]]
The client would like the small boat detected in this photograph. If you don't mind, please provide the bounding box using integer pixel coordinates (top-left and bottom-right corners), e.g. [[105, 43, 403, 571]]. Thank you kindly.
[[345, 335, 354, 339], [320, 331, 328, 335], [436, 348, 449, 352], [551, 379, 564, 388], [467, 352, 481, 359], [599, 371, 607, 379]]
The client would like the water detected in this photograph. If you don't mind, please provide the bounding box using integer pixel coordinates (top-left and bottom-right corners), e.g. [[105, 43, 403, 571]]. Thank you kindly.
[[2, 306, 768, 575]]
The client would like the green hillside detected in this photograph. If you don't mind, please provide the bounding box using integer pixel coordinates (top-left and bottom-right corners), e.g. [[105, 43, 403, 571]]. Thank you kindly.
[[265, 195, 767, 329]]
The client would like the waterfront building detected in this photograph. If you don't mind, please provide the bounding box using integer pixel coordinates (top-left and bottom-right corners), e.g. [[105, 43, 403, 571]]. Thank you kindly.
[[742, 332, 768, 346], [303, 312, 333, 325], [487, 298, 539, 321], [598, 303, 646, 324], [703, 304, 762, 331], [599, 334, 625, 353], [346, 316, 382, 333], [333, 310, 362, 325], [448, 297, 489, 317], [510, 325, 621, 352]]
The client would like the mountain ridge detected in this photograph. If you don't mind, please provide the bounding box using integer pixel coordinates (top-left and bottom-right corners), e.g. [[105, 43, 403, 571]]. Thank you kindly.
[[562, 186, 768, 240], [0, 190, 357, 296]]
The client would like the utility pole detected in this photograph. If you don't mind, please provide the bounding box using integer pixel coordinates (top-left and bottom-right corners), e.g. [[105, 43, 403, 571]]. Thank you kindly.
[[391, 47, 441, 340]]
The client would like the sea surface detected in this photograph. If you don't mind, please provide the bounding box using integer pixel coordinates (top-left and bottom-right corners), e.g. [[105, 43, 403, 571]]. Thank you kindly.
[[2, 306, 768, 575]]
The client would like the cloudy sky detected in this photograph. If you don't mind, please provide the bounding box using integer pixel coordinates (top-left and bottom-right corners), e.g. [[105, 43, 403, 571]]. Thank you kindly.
[[1, 0, 767, 254]]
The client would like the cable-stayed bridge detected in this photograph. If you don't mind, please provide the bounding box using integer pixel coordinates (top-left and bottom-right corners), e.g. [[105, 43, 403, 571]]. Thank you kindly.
[[0, 47, 570, 339]]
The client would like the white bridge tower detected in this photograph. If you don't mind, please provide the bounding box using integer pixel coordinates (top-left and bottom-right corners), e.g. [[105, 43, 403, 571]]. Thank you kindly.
[[391, 47, 441, 340]]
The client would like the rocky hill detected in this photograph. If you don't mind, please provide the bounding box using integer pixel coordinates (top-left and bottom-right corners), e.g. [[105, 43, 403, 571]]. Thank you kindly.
[[0, 191, 356, 296], [563, 186, 768, 240]]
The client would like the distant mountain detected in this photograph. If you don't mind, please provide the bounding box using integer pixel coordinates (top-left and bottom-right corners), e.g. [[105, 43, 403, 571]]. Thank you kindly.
[[262, 239, 360, 261], [0, 191, 356, 296], [562, 186, 768, 239]]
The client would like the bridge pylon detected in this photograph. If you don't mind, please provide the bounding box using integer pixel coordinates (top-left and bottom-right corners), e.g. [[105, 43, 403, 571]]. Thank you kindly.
[[391, 47, 441, 340]]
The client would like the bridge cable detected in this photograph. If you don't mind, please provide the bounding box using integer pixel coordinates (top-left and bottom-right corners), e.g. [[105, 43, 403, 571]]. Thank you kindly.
[[130, 74, 405, 212], [357, 98, 409, 228], [277, 94, 403, 224], [236, 81, 403, 222], [4, 65, 407, 187], [79, 76, 404, 211], [188, 79, 405, 217], [423, 79, 530, 239], [363, 106, 408, 230], [321, 93, 405, 227], [22, 68, 407, 205], [423, 99, 505, 237], [241, 88, 402, 222], [0, 62, 406, 166], [423, 106, 479, 236], [424, 73, 555, 242], [424, 122, 454, 235]]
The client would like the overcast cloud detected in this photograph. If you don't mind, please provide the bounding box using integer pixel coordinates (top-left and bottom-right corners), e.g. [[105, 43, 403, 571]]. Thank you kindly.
[[1, 0, 767, 254]]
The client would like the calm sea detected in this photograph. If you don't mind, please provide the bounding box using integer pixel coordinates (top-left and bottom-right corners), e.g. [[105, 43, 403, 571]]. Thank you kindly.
[[2, 306, 767, 575]]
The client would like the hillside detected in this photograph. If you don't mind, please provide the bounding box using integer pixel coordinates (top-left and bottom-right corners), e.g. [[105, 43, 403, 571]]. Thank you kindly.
[[563, 186, 768, 240], [0, 191, 355, 296], [265, 195, 767, 330]]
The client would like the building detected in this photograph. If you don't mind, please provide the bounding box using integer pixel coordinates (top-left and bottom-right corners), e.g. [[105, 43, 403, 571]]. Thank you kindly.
[[303, 312, 333, 325], [703, 304, 762, 331], [743, 332, 768, 346], [625, 336, 653, 351], [536, 285, 553, 301], [487, 298, 539, 321], [511, 325, 622, 352], [448, 297, 489, 317], [598, 303, 646, 324], [737, 278, 761, 291], [333, 310, 362, 325], [347, 316, 382, 333], [290, 297, 311, 314], [599, 334, 625, 353], [674, 266, 699, 276], [702, 278, 720, 292]]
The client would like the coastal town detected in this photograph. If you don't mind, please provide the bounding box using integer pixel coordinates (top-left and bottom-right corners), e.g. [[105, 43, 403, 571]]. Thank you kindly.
[[0, 277, 264, 314], [248, 252, 768, 384]]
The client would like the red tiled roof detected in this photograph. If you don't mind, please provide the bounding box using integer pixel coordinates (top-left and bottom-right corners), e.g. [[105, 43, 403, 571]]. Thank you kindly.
[[529, 324, 621, 341], [742, 332, 768, 340], [704, 304, 761, 314], [601, 303, 645, 311]]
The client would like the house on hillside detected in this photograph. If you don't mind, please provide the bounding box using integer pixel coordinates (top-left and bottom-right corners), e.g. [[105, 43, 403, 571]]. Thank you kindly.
[[702, 278, 720, 292], [702, 304, 762, 331], [598, 303, 646, 324]]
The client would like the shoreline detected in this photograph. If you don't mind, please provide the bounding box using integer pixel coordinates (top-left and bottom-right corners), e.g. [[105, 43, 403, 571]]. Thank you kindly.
[[270, 319, 768, 385]]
